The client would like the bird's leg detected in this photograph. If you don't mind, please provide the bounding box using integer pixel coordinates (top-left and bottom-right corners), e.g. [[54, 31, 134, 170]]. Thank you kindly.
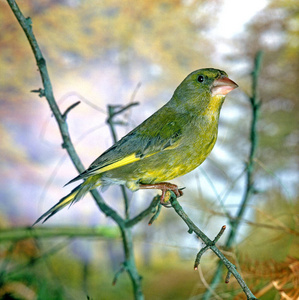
[[139, 182, 183, 204]]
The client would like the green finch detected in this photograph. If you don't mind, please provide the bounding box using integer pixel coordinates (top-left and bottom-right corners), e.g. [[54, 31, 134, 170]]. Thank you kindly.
[[34, 68, 238, 224]]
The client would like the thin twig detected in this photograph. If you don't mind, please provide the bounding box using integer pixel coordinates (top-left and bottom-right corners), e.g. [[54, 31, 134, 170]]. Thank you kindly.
[[62, 101, 81, 121], [126, 196, 160, 228], [112, 264, 126, 286], [194, 226, 226, 270], [148, 202, 162, 226], [107, 102, 139, 121]]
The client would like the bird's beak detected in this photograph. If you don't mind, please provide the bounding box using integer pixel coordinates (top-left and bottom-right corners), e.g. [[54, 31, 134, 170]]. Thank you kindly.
[[211, 75, 238, 97]]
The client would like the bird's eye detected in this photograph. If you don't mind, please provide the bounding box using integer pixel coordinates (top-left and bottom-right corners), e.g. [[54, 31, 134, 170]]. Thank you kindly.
[[197, 75, 204, 83]]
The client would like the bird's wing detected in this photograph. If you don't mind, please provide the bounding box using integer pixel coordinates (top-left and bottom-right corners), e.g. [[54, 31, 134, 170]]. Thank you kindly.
[[67, 116, 183, 184]]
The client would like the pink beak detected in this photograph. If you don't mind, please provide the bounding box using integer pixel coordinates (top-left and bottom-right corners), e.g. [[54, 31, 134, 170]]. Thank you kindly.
[[211, 75, 238, 97]]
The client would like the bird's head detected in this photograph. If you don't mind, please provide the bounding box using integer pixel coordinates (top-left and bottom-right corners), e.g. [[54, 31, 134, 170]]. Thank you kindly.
[[172, 68, 238, 114]]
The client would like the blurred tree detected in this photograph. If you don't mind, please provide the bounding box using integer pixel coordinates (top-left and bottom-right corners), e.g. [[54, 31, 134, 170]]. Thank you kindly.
[[231, 0, 298, 177], [206, 1, 299, 298], [1, 0, 220, 99], [197, 2, 299, 297]]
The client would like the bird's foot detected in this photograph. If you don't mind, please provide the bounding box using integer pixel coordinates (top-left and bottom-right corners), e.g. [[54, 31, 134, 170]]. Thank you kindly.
[[139, 182, 183, 205]]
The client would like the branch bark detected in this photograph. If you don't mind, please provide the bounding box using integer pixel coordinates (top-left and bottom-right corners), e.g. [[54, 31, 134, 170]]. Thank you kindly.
[[170, 195, 258, 300]]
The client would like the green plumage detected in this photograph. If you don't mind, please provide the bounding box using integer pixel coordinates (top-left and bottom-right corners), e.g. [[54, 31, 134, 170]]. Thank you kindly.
[[34, 68, 238, 224]]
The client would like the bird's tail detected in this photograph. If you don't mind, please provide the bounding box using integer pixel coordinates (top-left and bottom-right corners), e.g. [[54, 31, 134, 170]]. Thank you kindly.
[[33, 181, 91, 225]]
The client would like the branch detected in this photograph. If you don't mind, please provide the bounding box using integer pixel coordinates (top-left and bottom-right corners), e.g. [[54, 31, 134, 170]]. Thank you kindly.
[[226, 51, 263, 244], [0, 226, 119, 242], [7, 1, 84, 171], [169, 195, 258, 300], [126, 196, 160, 227], [194, 225, 226, 270]]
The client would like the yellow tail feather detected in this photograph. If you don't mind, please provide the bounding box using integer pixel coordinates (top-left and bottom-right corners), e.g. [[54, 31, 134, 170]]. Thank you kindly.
[[33, 185, 80, 225]]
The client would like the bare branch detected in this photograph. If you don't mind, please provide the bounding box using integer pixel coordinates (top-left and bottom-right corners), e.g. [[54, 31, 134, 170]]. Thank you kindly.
[[169, 194, 258, 300]]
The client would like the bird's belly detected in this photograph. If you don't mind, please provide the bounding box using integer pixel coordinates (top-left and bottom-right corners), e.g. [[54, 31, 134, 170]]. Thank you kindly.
[[139, 148, 209, 183], [102, 133, 217, 191]]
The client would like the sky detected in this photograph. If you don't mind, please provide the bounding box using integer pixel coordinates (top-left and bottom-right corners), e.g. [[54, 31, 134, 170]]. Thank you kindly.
[[216, 0, 268, 37], [204, 0, 268, 68]]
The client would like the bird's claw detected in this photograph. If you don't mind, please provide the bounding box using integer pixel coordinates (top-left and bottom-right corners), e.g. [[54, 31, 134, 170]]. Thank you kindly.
[[139, 182, 184, 206], [160, 185, 184, 206]]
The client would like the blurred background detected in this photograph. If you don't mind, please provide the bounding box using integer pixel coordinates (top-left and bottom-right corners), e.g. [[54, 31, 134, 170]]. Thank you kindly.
[[0, 0, 298, 299]]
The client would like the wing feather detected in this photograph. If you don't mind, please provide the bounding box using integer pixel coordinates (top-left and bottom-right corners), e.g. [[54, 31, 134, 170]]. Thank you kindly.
[[67, 107, 184, 185]]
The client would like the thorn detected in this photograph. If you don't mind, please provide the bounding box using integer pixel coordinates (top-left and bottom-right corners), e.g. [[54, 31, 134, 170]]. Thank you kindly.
[[213, 225, 227, 244], [112, 264, 126, 286], [225, 270, 232, 283], [107, 102, 139, 122], [194, 245, 210, 269], [31, 88, 45, 97], [148, 202, 162, 225], [25, 16, 32, 26], [62, 101, 81, 121]]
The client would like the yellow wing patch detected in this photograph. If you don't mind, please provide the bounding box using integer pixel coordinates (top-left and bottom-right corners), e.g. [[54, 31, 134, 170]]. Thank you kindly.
[[88, 136, 182, 177], [91, 152, 155, 175], [99, 153, 138, 173]]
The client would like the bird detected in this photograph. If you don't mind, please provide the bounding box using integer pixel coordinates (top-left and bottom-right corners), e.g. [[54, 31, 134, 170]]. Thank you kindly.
[[34, 68, 238, 224]]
